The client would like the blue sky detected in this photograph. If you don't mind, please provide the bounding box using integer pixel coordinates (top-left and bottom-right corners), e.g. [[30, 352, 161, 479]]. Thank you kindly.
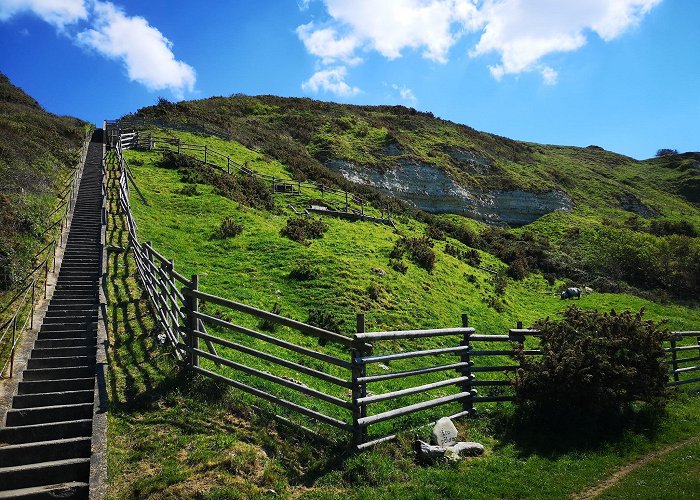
[[0, 0, 698, 159]]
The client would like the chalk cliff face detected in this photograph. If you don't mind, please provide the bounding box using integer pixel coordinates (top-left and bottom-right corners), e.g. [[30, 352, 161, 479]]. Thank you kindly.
[[326, 159, 573, 226]]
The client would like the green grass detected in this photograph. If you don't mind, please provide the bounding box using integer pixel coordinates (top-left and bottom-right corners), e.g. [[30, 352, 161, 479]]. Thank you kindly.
[[106, 128, 700, 499]]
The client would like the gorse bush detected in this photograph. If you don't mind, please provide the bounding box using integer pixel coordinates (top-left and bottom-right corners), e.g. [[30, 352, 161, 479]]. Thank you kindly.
[[280, 217, 328, 245], [218, 216, 243, 238], [159, 151, 273, 209], [307, 308, 344, 334], [390, 236, 435, 272], [289, 259, 320, 280], [514, 306, 668, 426]]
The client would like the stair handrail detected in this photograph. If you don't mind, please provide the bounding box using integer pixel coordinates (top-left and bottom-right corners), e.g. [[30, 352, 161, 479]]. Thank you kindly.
[[0, 128, 91, 376]]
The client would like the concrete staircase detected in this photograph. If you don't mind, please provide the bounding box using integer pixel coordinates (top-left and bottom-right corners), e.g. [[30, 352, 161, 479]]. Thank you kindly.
[[0, 131, 103, 499]]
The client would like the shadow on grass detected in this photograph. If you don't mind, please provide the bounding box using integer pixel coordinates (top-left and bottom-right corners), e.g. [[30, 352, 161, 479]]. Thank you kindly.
[[492, 402, 666, 458]]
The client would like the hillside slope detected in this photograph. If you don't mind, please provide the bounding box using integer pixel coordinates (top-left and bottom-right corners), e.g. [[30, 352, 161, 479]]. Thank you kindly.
[[125, 96, 699, 302], [126, 95, 699, 227], [0, 73, 87, 290]]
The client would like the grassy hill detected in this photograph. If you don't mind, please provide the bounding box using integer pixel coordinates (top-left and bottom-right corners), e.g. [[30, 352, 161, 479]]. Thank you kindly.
[[0, 73, 88, 291], [126, 96, 700, 302], [110, 123, 700, 498]]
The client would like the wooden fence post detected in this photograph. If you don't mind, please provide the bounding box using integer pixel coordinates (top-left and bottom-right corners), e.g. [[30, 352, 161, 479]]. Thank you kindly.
[[227, 156, 230, 174], [352, 313, 368, 447], [186, 274, 200, 368], [670, 338, 679, 383], [204, 145, 208, 164], [460, 314, 474, 415], [345, 191, 349, 212]]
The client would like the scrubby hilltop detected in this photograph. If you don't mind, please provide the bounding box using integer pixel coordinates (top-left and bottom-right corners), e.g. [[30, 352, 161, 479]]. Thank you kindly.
[[126, 95, 700, 302]]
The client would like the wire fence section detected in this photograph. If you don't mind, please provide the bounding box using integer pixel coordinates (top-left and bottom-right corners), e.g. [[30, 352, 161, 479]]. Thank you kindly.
[[110, 127, 700, 449], [0, 130, 91, 378], [122, 129, 394, 226]]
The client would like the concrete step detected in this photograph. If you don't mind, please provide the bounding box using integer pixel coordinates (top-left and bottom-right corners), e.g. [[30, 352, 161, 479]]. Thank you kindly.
[[17, 378, 94, 395], [21, 366, 95, 381], [27, 356, 95, 370], [34, 338, 94, 348], [41, 315, 97, 324], [46, 301, 97, 308], [0, 457, 90, 491], [12, 390, 94, 409], [31, 346, 96, 358], [0, 420, 92, 445], [0, 437, 91, 467], [40, 323, 97, 332], [5, 403, 94, 427], [37, 330, 96, 341]]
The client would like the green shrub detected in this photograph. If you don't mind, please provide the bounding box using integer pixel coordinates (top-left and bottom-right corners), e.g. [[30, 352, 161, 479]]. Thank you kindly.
[[280, 217, 328, 245], [289, 260, 320, 280], [491, 269, 508, 296], [390, 258, 408, 274], [217, 216, 243, 238], [391, 236, 435, 272], [307, 308, 344, 334], [178, 184, 199, 196], [508, 257, 528, 280], [514, 307, 668, 425], [260, 302, 282, 332], [426, 225, 446, 241]]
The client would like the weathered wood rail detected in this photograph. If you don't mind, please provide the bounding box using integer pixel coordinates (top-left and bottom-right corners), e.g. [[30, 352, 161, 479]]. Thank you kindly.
[[108, 127, 700, 449]]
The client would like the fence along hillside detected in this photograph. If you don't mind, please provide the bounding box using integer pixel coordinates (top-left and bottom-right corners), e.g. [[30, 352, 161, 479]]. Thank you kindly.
[[109, 123, 700, 449], [112, 124, 396, 227]]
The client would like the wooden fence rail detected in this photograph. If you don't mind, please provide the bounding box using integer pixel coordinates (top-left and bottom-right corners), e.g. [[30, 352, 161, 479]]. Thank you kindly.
[[109, 126, 700, 449]]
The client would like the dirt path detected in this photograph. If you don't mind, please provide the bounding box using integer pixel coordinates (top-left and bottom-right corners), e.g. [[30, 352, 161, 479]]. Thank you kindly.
[[573, 435, 700, 499]]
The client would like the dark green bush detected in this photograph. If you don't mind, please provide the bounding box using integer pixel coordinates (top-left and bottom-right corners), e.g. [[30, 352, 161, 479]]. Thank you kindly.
[[514, 307, 668, 425], [217, 216, 243, 238], [280, 217, 328, 245], [390, 258, 408, 274], [491, 270, 508, 296], [307, 308, 344, 334], [178, 184, 199, 196], [160, 151, 273, 209], [289, 260, 320, 280], [260, 302, 282, 332], [391, 236, 435, 272], [508, 257, 528, 280], [426, 225, 446, 241]]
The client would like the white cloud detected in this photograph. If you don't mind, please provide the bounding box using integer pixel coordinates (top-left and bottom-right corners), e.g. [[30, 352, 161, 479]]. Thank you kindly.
[[392, 83, 417, 104], [471, 0, 662, 79], [76, 2, 195, 98], [301, 66, 360, 97], [298, 0, 662, 87], [0, 0, 87, 28], [296, 22, 361, 65], [540, 66, 558, 86]]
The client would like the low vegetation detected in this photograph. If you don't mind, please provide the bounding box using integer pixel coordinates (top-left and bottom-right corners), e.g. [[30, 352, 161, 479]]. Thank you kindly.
[[0, 73, 87, 291], [515, 307, 668, 427]]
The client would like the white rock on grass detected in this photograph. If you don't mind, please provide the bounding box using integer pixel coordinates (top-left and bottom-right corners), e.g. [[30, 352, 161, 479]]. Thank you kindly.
[[431, 417, 458, 446]]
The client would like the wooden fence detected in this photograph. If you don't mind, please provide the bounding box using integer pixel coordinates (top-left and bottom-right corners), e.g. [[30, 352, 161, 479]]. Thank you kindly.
[[120, 129, 395, 226], [111, 128, 700, 449]]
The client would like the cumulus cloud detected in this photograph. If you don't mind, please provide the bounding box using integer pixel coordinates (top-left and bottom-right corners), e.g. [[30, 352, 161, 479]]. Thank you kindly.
[[76, 2, 195, 98], [297, 0, 662, 89], [301, 66, 360, 97], [471, 0, 662, 79], [0, 0, 88, 29], [392, 83, 417, 104]]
